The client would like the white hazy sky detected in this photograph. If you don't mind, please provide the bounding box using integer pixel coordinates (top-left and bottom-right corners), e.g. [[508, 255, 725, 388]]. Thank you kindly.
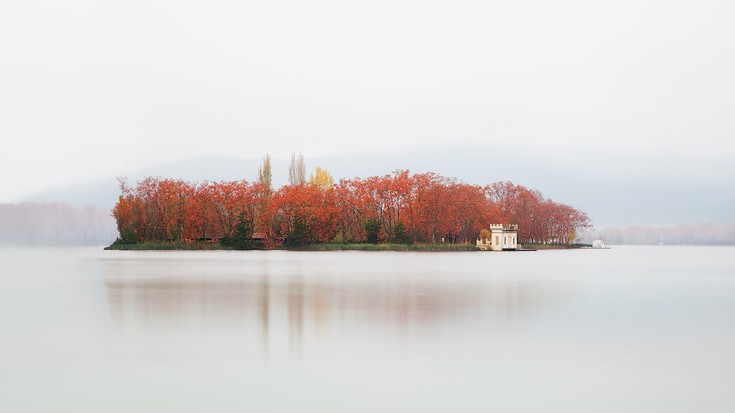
[[1, 0, 734, 203]]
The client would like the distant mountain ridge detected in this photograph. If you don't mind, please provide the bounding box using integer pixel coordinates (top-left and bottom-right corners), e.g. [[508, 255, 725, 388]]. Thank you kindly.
[[22, 144, 735, 228], [23, 155, 271, 211]]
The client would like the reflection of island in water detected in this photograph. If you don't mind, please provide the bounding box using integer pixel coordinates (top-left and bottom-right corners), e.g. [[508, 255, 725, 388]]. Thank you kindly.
[[102, 253, 564, 356]]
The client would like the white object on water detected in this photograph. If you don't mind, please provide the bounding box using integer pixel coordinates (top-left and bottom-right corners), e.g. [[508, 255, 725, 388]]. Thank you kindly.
[[592, 240, 610, 249]]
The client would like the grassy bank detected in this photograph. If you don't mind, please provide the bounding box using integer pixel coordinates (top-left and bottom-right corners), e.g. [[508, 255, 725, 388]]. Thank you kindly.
[[290, 243, 477, 252], [521, 243, 591, 250], [106, 240, 590, 252], [104, 241, 230, 251], [105, 241, 477, 252]]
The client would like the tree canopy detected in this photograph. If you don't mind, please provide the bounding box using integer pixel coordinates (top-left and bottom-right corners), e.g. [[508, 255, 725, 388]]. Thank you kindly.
[[113, 170, 590, 248]]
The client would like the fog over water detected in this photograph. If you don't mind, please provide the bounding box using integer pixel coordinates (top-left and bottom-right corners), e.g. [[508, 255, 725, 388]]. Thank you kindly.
[[1, 246, 734, 412]]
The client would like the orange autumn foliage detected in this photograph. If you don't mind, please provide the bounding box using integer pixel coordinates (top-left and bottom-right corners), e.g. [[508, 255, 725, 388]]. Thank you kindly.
[[112, 172, 590, 246]]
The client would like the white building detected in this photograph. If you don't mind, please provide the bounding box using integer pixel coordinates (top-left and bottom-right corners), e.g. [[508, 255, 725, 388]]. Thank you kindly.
[[592, 239, 610, 249], [477, 224, 518, 251]]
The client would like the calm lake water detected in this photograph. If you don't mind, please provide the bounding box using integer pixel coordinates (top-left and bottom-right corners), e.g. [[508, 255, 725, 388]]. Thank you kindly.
[[1, 246, 734, 412]]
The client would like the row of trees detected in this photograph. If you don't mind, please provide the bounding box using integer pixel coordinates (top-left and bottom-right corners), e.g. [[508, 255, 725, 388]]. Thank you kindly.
[[112, 161, 590, 248]]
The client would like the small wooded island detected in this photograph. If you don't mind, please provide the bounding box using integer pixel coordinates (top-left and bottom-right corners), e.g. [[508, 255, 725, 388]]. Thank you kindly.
[[107, 155, 590, 251]]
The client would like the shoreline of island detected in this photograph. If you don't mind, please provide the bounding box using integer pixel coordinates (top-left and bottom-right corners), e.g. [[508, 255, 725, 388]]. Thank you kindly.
[[104, 241, 591, 252]]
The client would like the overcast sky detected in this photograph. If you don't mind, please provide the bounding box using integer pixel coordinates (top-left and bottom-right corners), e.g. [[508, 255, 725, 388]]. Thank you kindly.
[[1, 0, 734, 203]]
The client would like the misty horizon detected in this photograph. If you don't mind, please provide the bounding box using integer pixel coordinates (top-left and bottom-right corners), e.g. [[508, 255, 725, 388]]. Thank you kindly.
[[1, 0, 734, 242], [2, 0, 734, 209], [14, 142, 734, 228]]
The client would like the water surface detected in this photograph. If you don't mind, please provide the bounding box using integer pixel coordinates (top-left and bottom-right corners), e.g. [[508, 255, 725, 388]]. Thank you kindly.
[[1, 246, 733, 412]]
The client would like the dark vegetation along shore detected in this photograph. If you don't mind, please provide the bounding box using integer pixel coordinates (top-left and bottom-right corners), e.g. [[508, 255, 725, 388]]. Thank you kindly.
[[105, 241, 479, 252], [108, 155, 591, 251], [104, 241, 586, 252]]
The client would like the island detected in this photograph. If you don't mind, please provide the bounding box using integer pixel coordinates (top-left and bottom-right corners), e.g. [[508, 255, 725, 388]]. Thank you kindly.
[[107, 158, 590, 251]]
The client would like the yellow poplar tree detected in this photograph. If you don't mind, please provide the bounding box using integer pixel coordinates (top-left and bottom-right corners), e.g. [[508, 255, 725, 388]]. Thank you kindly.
[[309, 166, 334, 190]]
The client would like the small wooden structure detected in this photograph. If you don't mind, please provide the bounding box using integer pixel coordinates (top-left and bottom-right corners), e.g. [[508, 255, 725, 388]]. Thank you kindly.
[[477, 224, 518, 251]]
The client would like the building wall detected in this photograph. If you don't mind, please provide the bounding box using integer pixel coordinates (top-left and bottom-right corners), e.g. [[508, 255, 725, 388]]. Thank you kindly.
[[476, 224, 518, 251]]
